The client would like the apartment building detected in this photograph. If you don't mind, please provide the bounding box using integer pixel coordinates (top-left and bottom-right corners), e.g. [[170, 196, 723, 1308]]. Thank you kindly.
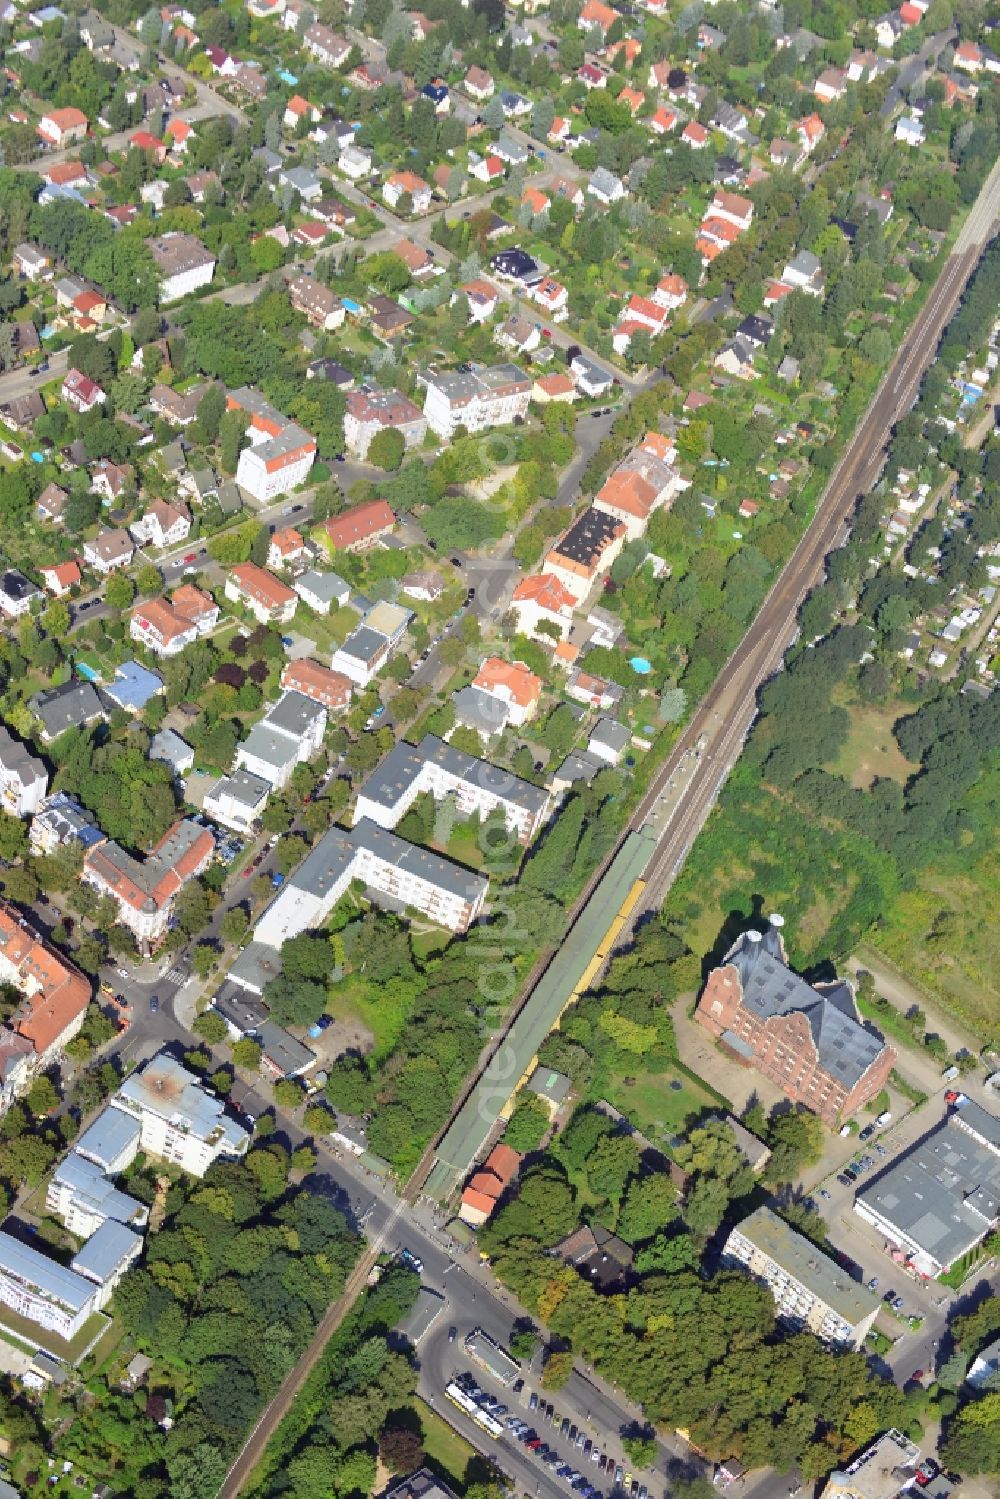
[[544, 508, 627, 602], [255, 818, 489, 946], [281, 658, 353, 712], [820, 1430, 921, 1499], [470, 658, 542, 727], [724, 1207, 880, 1349], [0, 901, 90, 1112], [226, 388, 316, 503], [288, 273, 345, 331], [422, 364, 532, 439], [204, 768, 272, 833], [81, 818, 215, 947], [46, 1146, 148, 1240], [36, 106, 88, 147], [132, 582, 220, 655], [354, 733, 550, 843], [148, 232, 216, 302], [128, 498, 191, 549], [235, 690, 327, 790], [83, 529, 134, 574], [129, 597, 200, 657], [225, 562, 298, 625], [303, 20, 350, 66], [593, 431, 688, 542], [0, 725, 47, 817], [319, 499, 396, 553], [510, 573, 577, 640], [109, 1051, 250, 1176], [696, 915, 894, 1125], [29, 792, 104, 859], [344, 387, 427, 459], [0, 1231, 103, 1341]]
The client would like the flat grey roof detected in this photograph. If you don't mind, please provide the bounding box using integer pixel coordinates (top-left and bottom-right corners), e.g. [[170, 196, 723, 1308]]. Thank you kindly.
[[266, 689, 326, 737], [337, 625, 387, 663], [209, 768, 272, 810], [239, 724, 299, 773], [730, 1206, 879, 1325], [113, 1052, 248, 1154], [296, 569, 348, 602], [229, 940, 283, 994], [75, 1107, 141, 1171], [0, 1230, 95, 1312], [353, 819, 488, 903], [289, 825, 357, 902], [51, 1153, 144, 1225], [71, 1219, 143, 1284], [856, 1107, 1000, 1268]]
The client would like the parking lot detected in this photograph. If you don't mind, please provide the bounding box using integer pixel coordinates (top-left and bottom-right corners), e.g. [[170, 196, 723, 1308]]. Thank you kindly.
[[439, 1346, 665, 1499]]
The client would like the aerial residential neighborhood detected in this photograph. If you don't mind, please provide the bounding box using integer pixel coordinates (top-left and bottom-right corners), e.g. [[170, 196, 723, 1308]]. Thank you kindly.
[[0, 0, 997, 1494]]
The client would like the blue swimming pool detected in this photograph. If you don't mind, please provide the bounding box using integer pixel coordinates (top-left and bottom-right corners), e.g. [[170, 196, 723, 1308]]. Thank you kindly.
[[629, 656, 652, 674]]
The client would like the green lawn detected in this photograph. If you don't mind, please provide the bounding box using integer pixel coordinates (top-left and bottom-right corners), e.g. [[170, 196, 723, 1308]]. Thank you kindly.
[[0, 1307, 110, 1365], [411, 1397, 477, 1489], [326, 971, 410, 1060], [602, 1065, 719, 1142], [826, 690, 916, 790]]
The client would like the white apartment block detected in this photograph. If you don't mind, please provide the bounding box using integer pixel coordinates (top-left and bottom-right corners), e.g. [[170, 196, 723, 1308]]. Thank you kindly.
[[0, 725, 48, 817], [110, 1051, 250, 1177], [227, 387, 316, 504], [0, 1232, 101, 1341], [422, 364, 532, 439], [234, 690, 327, 791], [148, 232, 216, 303], [354, 732, 550, 844], [254, 819, 488, 947], [724, 1207, 879, 1350], [204, 768, 272, 833]]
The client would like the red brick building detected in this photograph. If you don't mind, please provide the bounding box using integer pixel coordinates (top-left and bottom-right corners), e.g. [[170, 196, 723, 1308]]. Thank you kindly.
[[696, 916, 894, 1126]]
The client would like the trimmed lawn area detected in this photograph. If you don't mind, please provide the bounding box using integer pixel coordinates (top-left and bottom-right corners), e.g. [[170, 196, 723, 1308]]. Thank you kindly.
[[412, 1397, 477, 1489], [602, 1065, 719, 1141], [0, 1307, 110, 1364]]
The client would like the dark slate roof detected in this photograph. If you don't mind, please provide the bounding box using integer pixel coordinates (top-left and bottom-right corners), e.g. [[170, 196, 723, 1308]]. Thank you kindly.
[[727, 927, 887, 1089], [359, 733, 548, 818]]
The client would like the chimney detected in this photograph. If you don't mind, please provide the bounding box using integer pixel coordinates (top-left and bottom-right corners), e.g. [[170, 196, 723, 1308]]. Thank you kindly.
[[746, 930, 762, 944], [768, 913, 784, 929]]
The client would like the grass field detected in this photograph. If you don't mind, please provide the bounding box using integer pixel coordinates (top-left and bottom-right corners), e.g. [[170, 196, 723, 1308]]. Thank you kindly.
[[826, 692, 916, 790], [326, 972, 400, 1058], [410, 1397, 476, 1488], [602, 1065, 719, 1142], [870, 773, 1000, 1041]]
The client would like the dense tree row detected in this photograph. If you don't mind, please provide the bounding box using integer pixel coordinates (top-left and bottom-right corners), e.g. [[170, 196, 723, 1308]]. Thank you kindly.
[[480, 1103, 915, 1477], [54, 1149, 363, 1497]]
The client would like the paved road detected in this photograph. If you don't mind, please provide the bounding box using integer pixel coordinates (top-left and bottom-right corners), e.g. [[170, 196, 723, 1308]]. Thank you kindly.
[[0, 348, 69, 405], [880, 29, 956, 119]]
